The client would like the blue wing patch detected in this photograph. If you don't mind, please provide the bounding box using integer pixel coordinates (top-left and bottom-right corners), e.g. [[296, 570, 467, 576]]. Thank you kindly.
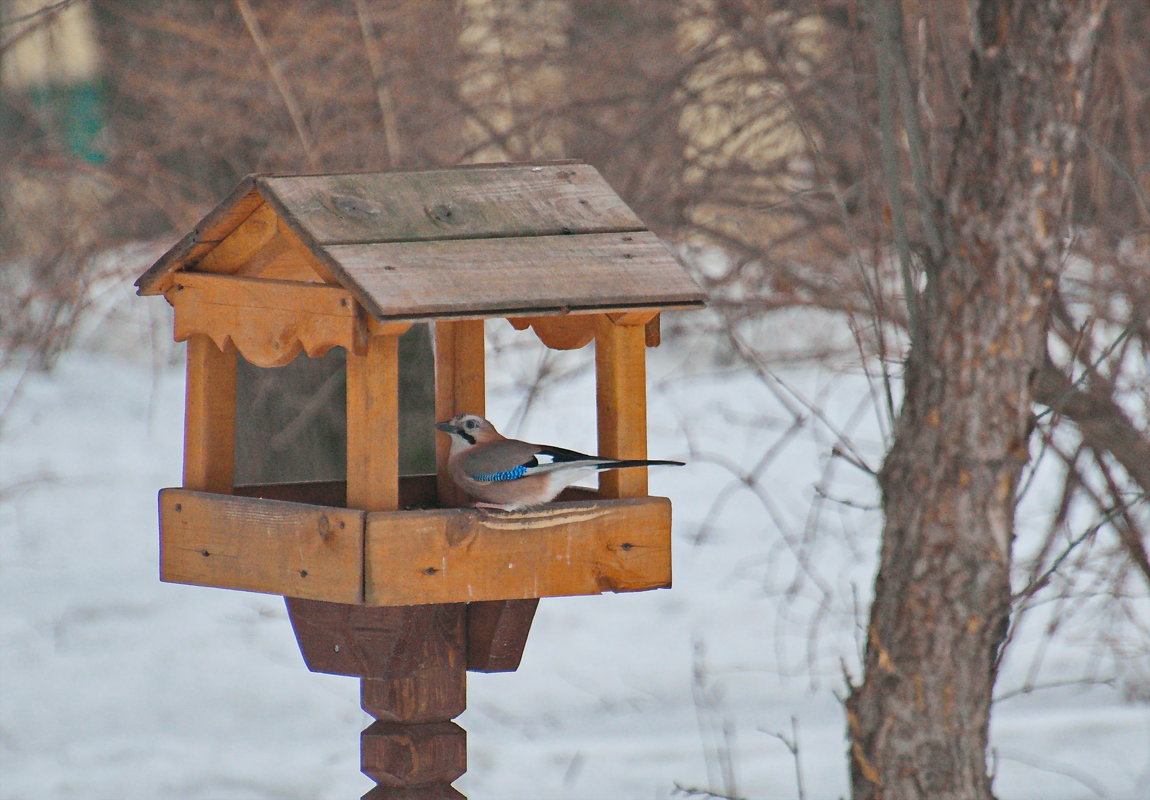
[[471, 464, 529, 482]]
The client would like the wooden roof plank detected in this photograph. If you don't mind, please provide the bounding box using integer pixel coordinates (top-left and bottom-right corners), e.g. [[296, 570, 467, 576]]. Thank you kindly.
[[258, 162, 646, 246], [135, 163, 706, 319], [323, 231, 704, 320]]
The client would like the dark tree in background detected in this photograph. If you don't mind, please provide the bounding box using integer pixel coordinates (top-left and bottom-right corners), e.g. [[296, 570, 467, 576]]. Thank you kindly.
[[844, 1, 1111, 798]]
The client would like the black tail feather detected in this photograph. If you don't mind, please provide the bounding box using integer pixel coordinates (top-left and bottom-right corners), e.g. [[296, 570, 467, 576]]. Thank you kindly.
[[594, 459, 685, 470]]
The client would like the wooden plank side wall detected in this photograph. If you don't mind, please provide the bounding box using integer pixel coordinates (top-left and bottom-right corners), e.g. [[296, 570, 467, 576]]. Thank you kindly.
[[159, 488, 364, 603], [158, 490, 671, 606], [363, 498, 672, 606]]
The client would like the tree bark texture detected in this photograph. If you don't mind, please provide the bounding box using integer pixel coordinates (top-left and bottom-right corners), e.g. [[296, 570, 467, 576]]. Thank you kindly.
[[846, 2, 1109, 799]]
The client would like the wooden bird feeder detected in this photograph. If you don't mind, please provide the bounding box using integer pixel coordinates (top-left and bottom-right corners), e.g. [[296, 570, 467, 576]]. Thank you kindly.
[[136, 161, 704, 798]]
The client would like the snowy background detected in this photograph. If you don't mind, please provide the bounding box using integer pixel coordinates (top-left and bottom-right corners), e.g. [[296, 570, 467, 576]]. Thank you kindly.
[[2, 275, 1149, 800]]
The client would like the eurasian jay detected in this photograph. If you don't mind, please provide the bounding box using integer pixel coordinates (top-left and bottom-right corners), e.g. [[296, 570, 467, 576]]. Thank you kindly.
[[435, 413, 684, 511]]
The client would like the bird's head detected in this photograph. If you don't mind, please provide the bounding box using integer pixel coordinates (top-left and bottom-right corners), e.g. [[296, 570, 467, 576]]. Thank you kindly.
[[435, 414, 500, 447]]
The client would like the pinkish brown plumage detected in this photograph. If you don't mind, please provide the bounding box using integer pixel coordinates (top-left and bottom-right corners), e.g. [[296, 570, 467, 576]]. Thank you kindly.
[[435, 414, 684, 511]]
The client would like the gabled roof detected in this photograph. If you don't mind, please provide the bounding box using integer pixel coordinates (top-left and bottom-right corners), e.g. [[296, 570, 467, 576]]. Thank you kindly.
[[136, 161, 705, 322]]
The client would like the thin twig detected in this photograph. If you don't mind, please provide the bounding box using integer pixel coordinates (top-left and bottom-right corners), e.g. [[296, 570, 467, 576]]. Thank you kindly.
[[1011, 510, 1116, 605], [762, 716, 808, 800], [351, 0, 402, 167], [234, 0, 319, 169], [873, 0, 922, 345], [1, 0, 84, 27], [1093, 452, 1150, 589], [673, 783, 752, 800], [891, 8, 945, 268], [994, 675, 1116, 703]]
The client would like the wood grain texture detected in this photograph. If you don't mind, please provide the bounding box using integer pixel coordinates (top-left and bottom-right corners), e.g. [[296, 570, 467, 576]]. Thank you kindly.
[[361, 785, 465, 800], [645, 313, 662, 347], [433, 320, 486, 508], [595, 317, 649, 499], [135, 178, 261, 295], [192, 202, 279, 275], [363, 498, 672, 606], [233, 475, 438, 510], [466, 599, 539, 673], [159, 489, 363, 602], [361, 670, 466, 725], [506, 314, 597, 350], [260, 162, 643, 246], [606, 310, 659, 326], [324, 231, 701, 321], [361, 721, 466, 786], [286, 599, 466, 684], [194, 201, 336, 283], [169, 273, 365, 367], [235, 479, 348, 508], [169, 273, 355, 315], [348, 334, 401, 512], [183, 333, 236, 493]]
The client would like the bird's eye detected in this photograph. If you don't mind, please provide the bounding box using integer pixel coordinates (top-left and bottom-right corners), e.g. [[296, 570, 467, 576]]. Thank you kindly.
[[465, 418, 478, 430]]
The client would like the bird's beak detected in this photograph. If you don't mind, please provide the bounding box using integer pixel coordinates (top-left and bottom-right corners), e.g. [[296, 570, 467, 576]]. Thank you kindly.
[[435, 421, 459, 434]]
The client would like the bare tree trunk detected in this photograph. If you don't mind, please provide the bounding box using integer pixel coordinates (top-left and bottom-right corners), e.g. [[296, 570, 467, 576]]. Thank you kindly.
[[846, 2, 1110, 798]]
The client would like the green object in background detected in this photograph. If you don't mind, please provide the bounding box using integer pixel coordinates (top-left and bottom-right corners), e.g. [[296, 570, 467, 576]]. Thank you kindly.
[[28, 80, 106, 163]]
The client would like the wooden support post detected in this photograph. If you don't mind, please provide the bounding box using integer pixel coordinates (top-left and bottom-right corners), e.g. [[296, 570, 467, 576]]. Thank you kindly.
[[347, 334, 401, 512], [465, 598, 539, 673], [433, 319, 539, 673], [434, 320, 485, 508], [595, 315, 649, 499], [183, 333, 236, 494]]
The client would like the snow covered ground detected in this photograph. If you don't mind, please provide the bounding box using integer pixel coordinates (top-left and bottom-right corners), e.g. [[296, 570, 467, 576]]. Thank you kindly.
[[2, 290, 1149, 799]]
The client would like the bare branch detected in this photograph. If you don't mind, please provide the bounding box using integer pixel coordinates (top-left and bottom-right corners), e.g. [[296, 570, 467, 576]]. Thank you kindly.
[[233, 0, 319, 169], [1, 0, 85, 28]]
